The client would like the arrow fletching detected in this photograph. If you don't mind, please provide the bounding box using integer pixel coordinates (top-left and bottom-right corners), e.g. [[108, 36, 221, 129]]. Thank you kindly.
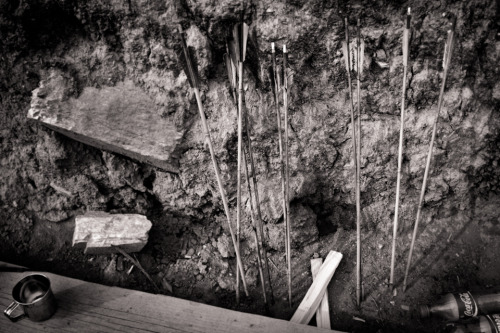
[[233, 22, 249, 63], [283, 45, 288, 90], [358, 39, 365, 75], [442, 16, 456, 70], [403, 7, 411, 67], [178, 25, 199, 89], [224, 43, 236, 91], [356, 19, 364, 75]]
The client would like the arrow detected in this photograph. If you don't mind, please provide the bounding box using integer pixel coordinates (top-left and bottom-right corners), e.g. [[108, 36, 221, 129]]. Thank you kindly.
[[271, 41, 290, 306], [283, 44, 293, 308], [355, 17, 363, 307], [225, 37, 273, 307], [403, 15, 457, 292], [177, 24, 249, 298], [343, 17, 362, 307], [233, 11, 249, 304], [390, 7, 411, 289]]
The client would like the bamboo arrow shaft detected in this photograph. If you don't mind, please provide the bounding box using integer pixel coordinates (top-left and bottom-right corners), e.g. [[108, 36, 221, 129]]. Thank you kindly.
[[283, 45, 292, 308], [390, 7, 411, 288], [178, 26, 248, 297], [236, 60, 244, 303], [343, 18, 361, 306], [403, 19, 455, 292], [272, 43, 290, 304], [390, 65, 407, 286], [192, 87, 249, 296], [242, 142, 268, 306], [355, 19, 362, 307], [243, 101, 274, 303]]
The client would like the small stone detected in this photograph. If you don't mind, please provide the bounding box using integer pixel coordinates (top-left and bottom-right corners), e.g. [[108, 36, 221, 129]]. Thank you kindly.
[[116, 256, 124, 271], [187, 248, 195, 257], [161, 278, 173, 293], [196, 274, 203, 281], [216, 234, 234, 258]]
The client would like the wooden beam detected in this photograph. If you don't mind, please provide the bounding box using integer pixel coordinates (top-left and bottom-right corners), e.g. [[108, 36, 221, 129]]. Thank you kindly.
[[72, 211, 152, 254], [0, 266, 333, 333], [28, 73, 182, 173], [311, 258, 331, 329], [290, 251, 342, 325]]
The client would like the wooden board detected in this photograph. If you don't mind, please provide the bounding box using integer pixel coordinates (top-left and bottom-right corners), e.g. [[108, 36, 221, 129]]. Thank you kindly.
[[0, 265, 332, 333], [28, 72, 183, 173], [290, 251, 343, 325], [311, 258, 331, 329]]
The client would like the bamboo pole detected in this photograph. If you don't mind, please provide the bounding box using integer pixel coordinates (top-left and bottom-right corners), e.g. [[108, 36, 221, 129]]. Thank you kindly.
[[283, 44, 292, 308], [233, 20, 248, 303], [390, 7, 411, 289], [242, 143, 268, 307], [342, 18, 361, 307], [243, 102, 275, 303], [271, 42, 290, 304], [355, 18, 363, 307], [225, 43, 270, 307], [403, 16, 456, 292], [178, 25, 248, 297]]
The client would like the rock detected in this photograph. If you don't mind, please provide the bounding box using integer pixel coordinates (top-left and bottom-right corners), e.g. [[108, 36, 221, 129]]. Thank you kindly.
[[217, 275, 235, 291], [72, 211, 152, 254], [116, 256, 124, 271], [290, 204, 319, 248], [216, 234, 234, 258], [28, 70, 183, 172], [253, 172, 317, 223], [245, 266, 259, 287]]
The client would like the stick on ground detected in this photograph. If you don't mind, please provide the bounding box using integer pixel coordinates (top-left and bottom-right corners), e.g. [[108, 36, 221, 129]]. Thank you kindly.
[[311, 258, 331, 329], [290, 251, 343, 325]]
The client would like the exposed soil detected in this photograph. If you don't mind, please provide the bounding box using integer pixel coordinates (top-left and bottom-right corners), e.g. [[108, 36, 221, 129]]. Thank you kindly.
[[1, 0, 499, 332]]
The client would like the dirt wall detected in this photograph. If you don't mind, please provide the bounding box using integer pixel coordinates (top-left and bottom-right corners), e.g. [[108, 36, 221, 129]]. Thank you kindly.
[[1, 0, 499, 332]]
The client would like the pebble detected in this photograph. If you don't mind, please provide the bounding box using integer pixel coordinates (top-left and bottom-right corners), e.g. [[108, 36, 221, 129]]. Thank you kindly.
[[116, 256, 124, 271]]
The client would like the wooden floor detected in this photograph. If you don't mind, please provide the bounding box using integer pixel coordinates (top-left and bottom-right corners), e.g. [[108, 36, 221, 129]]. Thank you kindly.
[[0, 265, 332, 333]]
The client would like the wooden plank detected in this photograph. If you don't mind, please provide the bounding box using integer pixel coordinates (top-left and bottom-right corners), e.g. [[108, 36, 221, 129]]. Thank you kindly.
[[72, 212, 152, 254], [0, 267, 331, 333], [311, 258, 331, 329], [27, 73, 183, 173], [290, 251, 343, 325]]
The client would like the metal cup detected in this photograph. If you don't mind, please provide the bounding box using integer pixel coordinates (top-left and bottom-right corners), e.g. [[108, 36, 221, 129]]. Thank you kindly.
[[4, 274, 57, 322]]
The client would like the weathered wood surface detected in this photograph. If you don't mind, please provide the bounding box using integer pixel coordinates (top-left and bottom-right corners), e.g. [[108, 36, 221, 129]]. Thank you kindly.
[[311, 258, 331, 329], [28, 71, 183, 172], [0, 264, 333, 333], [72, 211, 152, 254], [290, 251, 343, 325]]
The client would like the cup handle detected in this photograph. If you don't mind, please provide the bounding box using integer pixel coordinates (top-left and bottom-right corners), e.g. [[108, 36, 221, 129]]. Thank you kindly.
[[4, 302, 25, 322]]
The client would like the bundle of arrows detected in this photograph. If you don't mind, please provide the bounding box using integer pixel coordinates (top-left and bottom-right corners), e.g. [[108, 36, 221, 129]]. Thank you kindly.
[[403, 15, 457, 292], [342, 16, 364, 307], [224, 16, 274, 307], [177, 8, 458, 311], [271, 42, 293, 307], [177, 24, 249, 299]]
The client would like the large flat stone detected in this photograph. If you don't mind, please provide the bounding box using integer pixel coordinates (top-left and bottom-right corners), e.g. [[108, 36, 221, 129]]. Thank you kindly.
[[28, 70, 183, 172], [72, 211, 152, 254]]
